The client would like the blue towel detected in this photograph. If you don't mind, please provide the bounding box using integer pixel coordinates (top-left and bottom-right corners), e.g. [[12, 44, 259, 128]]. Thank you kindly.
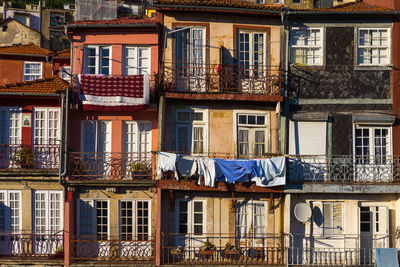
[[375, 248, 399, 267], [214, 159, 257, 183]]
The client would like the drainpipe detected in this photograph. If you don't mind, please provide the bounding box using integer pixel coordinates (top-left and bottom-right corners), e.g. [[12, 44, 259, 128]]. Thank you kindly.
[[59, 92, 65, 182], [281, 9, 290, 154]]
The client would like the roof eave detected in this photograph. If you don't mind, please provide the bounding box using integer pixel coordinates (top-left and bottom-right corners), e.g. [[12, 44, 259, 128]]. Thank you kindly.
[[0, 92, 65, 97], [68, 23, 159, 29], [153, 4, 282, 15], [287, 10, 400, 16], [0, 52, 48, 58]]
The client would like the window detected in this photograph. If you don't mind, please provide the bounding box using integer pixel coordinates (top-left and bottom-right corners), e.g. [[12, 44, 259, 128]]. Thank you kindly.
[[354, 126, 391, 164], [290, 28, 323, 65], [123, 46, 151, 75], [177, 200, 205, 235], [237, 113, 268, 157], [79, 199, 109, 239], [14, 13, 30, 26], [33, 191, 63, 233], [0, 191, 21, 233], [292, 0, 301, 3], [312, 201, 343, 236], [82, 120, 111, 154], [0, 108, 21, 168], [119, 200, 150, 240], [85, 46, 111, 75], [59, 66, 71, 81], [357, 28, 390, 66], [33, 108, 60, 145], [175, 108, 207, 154], [23, 62, 42, 81], [238, 30, 265, 76], [236, 200, 266, 238]]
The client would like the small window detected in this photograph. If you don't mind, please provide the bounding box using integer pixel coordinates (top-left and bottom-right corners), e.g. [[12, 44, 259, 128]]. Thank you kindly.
[[237, 113, 268, 158], [175, 109, 207, 154], [177, 199, 204, 235], [312, 201, 343, 237], [84, 46, 111, 75], [23, 62, 42, 81], [123, 46, 151, 75], [290, 28, 323, 65], [59, 66, 71, 81], [357, 28, 390, 66]]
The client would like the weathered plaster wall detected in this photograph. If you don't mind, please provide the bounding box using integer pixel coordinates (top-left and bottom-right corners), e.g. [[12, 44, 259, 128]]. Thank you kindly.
[[0, 20, 40, 46]]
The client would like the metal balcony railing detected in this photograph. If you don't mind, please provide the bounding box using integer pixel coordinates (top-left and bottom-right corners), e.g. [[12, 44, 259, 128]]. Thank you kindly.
[[161, 232, 285, 265], [0, 143, 60, 170], [71, 235, 154, 263], [68, 152, 153, 181], [159, 63, 281, 95], [0, 231, 63, 259], [288, 155, 400, 183]]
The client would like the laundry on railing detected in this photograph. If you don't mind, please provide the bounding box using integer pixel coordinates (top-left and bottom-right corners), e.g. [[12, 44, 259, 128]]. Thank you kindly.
[[156, 152, 286, 187], [375, 248, 399, 267]]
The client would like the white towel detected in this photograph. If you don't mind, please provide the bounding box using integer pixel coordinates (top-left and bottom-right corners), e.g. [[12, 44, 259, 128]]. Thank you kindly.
[[197, 157, 217, 187], [157, 152, 179, 179]]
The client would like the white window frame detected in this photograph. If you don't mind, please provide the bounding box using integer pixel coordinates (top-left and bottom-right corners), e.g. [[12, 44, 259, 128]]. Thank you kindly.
[[84, 45, 112, 75], [123, 46, 151, 75], [353, 125, 392, 158], [357, 28, 390, 66], [118, 199, 151, 240], [233, 110, 270, 158], [175, 108, 208, 154], [81, 120, 112, 153], [175, 199, 206, 236], [237, 30, 266, 70], [311, 201, 344, 237], [0, 107, 22, 144], [33, 190, 64, 233], [23, 62, 42, 81], [0, 190, 22, 233], [59, 66, 71, 81], [123, 120, 152, 160], [235, 200, 268, 237], [290, 27, 323, 66], [77, 199, 110, 238], [33, 107, 61, 145]]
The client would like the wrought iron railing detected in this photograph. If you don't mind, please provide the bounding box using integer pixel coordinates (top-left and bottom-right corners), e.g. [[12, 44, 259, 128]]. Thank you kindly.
[[0, 231, 63, 258], [161, 232, 286, 265], [287, 233, 391, 266], [71, 236, 154, 263], [68, 152, 153, 181], [0, 143, 60, 170], [159, 63, 281, 95], [288, 155, 400, 183]]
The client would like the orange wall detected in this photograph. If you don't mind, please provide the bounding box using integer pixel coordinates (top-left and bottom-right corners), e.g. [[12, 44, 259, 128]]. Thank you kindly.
[[72, 31, 159, 76], [69, 110, 158, 153], [0, 59, 53, 85]]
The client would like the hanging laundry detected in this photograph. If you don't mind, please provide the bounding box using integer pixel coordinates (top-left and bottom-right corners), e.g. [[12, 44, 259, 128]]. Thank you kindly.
[[157, 152, 179, 179], [252, 157, 286, 187], [214, 159, 257, 183], [197, 158, 218, 187]]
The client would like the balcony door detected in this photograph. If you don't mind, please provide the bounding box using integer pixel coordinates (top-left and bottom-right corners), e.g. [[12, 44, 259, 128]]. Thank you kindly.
[[175, 27, 206, 92], [33, 191, 63, 255], [0, 107, 21, 168], [82, 120, 111, 178], [359, 205, 388, 265], [33, 108, 60, 168], [175, 199, 205, 248], [0, 191, 21, 255]]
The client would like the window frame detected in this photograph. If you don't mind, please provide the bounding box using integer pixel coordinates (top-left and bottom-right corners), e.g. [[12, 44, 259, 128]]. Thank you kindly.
[[33, 190, 64, 233], [118, 199, 151, 240], [0, 190, 22, 233], [0, 107, 22, 145], [23, 62, 42, 81], [81, 120, 112, 153], [123, 46, 151, 76], [290, 27, 324, 66], [175, 199, 206, 236], [77, 199, 110, 239], [235, 199, 268, 237], [33, 107, 60, 145], [353, 124, 392, 158], [311, 201, 344, 237], [237, 29, 267, 70], [59, 66, 71, 81], [175, 108, 208, 154], [356, 27, 391, 66], [123, 120, 152, 161], [84, 45, 112, 75]]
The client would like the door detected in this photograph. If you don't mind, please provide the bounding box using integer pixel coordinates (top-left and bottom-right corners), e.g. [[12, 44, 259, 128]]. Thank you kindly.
[[175, 200, 205, 248], [0, 191, 21, 255], [33, 108, 60, 168], [82, 121, 111, 178], [33, 191, 63, 255], [0, 108, 21, 168], [176, 27, 206, 92], [359, 206, 388, 265]]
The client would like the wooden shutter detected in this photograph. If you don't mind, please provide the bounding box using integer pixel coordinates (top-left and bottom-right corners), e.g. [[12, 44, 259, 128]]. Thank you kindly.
[[333, 203, 343, 235], [289, 121, 327, 155]]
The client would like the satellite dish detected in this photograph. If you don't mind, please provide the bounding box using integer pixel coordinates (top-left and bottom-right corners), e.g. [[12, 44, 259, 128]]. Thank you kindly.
[[177, 157, 197, 177], [294, 203, 312, 224]]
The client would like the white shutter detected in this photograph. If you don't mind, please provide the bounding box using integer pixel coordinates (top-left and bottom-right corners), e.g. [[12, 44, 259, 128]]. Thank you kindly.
[[124, 47, 137, 75], [289, 121, 327, 155], [311, 202, 323, 236], [124, 121, 139, 154], [333, 203, 343, 235], [323, 202, 333, 236], [138, 122, 152, 160]]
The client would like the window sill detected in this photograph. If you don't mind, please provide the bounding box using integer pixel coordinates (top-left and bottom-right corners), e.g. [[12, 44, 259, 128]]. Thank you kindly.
[[354, 65, 392, 71]]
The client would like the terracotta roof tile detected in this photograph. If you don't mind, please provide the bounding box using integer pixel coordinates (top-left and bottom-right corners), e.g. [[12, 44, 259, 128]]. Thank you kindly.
[[317, 1, 393, 11], [0, 43, 51, 56], [0, 76, 68, 94], [50, 49, 70, 58], [71, 16, 160, 26], [154, 0, 284, 10]]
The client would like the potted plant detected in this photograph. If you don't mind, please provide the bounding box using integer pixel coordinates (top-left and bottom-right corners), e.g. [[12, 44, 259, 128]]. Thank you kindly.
[[199, 241, 216, 255], [16, 147, 33, 169], [130, 161, 151, 176], [224, 242, 240, 256], [170, 245, 184, 255], [55, 247, 64, 259]]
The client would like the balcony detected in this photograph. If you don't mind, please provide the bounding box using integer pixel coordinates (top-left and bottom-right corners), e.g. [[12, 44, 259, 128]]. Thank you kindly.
[[159, 63, 282, 100], [71, 236, 154, 264], [0, 231, 63, 260], [0, 143, 60, 174], [288, 155, 400, 183], [161, 233, 285, 265], [68, 152, 154, 182]]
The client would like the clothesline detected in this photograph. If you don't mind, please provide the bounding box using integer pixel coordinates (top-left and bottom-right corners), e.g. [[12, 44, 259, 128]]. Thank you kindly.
[[157, 152, 286, 188]]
